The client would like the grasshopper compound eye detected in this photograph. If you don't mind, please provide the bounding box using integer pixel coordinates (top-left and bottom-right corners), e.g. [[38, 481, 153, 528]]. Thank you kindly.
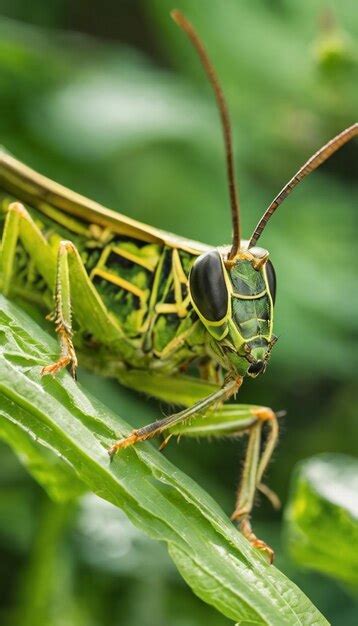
[[189, 251, 229, 323]]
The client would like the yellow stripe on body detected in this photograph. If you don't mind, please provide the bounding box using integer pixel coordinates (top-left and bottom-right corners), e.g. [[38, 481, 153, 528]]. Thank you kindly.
[[90, 268, 145, 299]]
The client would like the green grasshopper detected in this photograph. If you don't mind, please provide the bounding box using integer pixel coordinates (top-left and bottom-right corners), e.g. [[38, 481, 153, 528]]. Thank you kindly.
[[0, 9, 356, 561]]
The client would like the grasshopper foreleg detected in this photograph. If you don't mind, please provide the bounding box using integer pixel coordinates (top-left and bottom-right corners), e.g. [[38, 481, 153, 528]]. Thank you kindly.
[[108, 377, 242, 455], [109, 368, 280, 561], [108, 370, 279, 562]]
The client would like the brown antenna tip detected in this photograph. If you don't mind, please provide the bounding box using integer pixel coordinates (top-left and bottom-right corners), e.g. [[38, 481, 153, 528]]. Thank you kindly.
[[170, 9, 182, 23], [170, 9, 241, 259], [249, 122, 358, 247]]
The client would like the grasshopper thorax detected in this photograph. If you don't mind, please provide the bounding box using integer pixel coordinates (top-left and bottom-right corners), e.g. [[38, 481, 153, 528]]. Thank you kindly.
[[189, 247, 277, 378]]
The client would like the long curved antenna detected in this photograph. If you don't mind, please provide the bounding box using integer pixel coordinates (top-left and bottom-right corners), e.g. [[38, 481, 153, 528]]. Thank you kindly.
[[249, 123, 358, 248], [171, 9, 241, 259]]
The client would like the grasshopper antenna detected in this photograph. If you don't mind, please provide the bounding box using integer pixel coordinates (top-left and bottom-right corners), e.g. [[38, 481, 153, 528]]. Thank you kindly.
[[171, 9, 241, 259], [249, 123, 358, 247]]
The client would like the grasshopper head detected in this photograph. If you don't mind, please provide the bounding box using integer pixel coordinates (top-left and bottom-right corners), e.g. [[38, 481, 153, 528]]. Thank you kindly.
[[189, 247, 277, 378]]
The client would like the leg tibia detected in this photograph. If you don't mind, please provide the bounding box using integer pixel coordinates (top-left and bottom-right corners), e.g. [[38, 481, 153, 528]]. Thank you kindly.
[[63, 240, 123, 345], [108, 378, 241, 456], [231, 411, 279, 562], [41, 241, 77, 377], [42, 239, 124, 377], [112, 368, 273, 437]]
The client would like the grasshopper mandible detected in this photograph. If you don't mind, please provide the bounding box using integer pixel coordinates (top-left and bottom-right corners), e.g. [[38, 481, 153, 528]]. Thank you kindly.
[[0, 9, 357, 562]]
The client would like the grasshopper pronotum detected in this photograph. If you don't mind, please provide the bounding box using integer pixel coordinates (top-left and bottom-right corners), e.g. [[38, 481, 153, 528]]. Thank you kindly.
[[0, 10, 356, 561]]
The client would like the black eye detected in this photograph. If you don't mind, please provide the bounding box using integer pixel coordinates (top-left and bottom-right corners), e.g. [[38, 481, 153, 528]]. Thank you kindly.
[[265, 260, 276, 304], [189, 250, 228, 322], [248, 360, 265, 375]]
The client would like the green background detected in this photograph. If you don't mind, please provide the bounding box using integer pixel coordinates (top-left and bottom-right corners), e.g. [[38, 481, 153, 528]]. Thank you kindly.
[[0, 1, 357, 624]]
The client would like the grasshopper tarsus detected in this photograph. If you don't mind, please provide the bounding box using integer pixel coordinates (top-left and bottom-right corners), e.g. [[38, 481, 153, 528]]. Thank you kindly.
[[41, 355, 73, 377], [252, 539, 275, 565], [41, 337, 78, 379], [237, 517, 275, 565], [108, 431, 141, 457]]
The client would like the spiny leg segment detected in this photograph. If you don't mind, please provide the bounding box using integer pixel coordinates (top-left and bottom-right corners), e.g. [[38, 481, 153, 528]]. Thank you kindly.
[[41, 241, 77, 378], [231, 408, 279, 563], [109, 371, 280, 562], [108, 377, 242, 454], [1, 202, 123, 377]]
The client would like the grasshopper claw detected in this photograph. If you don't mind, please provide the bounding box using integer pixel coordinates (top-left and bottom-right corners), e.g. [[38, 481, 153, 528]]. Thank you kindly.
[[41, 325, 78, 378], [41, 356, 72, 377], [108, 432, 140, 457], [41, 353, 78, 378], [250, 538, 275, 564], [236, 516, 275, 564]]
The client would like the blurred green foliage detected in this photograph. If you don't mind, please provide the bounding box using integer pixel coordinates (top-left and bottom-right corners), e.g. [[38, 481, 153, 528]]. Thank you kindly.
[[0, 1, 357, 625], [285, 454, 358, 590]]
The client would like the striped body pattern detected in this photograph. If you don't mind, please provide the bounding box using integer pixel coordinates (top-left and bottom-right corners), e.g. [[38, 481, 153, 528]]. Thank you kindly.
[[0, 188, 208, 376]]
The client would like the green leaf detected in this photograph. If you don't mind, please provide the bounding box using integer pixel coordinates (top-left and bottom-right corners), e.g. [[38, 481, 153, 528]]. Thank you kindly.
[[0, 295, 328, 625], [0, 416, 85, 502], [285, 454, 358, 590]]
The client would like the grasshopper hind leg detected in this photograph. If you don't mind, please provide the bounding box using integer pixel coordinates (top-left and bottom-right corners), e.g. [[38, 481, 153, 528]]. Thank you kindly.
[[1, 202, 124, 379], [0, 203, 78, 377]]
